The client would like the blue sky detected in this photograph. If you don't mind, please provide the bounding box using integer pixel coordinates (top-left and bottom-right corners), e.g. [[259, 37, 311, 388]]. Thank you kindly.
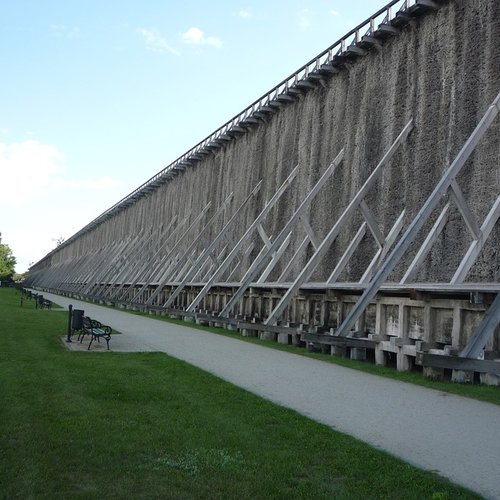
[[1, 0, 382, 272]]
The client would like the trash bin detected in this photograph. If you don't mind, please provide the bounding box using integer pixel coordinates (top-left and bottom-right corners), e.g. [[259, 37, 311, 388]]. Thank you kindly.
[[72, 309, 85, 331]]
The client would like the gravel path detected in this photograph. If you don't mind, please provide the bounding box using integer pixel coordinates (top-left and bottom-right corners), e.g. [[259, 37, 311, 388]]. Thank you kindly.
[[43, 291, 500, 499]]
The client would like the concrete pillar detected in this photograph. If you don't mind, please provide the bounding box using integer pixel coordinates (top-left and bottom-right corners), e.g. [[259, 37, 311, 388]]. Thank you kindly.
[[375, 346, 386, 365], [480, 373, 500, 386], [396, 305, 412, 371], [397, 348, 412, 371], [451, 370, 474, 384], [331, 346, 347, 357], [350, 348, 366, 361], [423, 366, 444, 380], [277, 333, 290, 345], [240, 328, 258, 338], [374, 302, 387, 365], [260, 331, 277, 341]]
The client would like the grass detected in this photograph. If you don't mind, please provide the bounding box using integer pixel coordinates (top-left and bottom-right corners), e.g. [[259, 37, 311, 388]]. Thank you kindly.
[[103, 304, 500, 407], [0, 287, 480, 499]]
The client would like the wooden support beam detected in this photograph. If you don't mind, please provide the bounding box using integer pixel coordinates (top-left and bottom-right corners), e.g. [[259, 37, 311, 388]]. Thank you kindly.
[[327, 222, 367, 283], [360, 209, 406, 283], [302, 332, 375, 349], [460, 292, 500, 359], [162, 181, 262, 308], [300, 215, 320, 250], [400, 203, 450, 284], [451, 196, 500, 284], [277, 236, 310, 282], [416, 352, 500, 375], [257, 232, 292, 283], [264, 120, 413, 326], [449, 179, 481, 239], [155, 192, 233, 285], [111, 214, 187, 300], [359, 200, 385, 247], [335, 92, 500, 337], [217, 149, 345, 318], [132, 202, 211, 304], [184, 164, 300, 313], [257, 223, 272, 249], [237, 321, 301, 336]]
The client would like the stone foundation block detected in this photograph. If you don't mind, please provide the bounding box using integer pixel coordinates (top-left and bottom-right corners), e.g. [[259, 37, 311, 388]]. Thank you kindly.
[[451, 370, 474, 384], [423, 366, 444, 380]]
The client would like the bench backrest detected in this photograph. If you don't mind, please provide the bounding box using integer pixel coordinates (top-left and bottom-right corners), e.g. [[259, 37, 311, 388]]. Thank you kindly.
[[82, 316, 93, 329]]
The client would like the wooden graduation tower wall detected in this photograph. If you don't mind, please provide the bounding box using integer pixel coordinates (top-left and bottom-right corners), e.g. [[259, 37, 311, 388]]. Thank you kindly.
[[26, 0, 500, 382]]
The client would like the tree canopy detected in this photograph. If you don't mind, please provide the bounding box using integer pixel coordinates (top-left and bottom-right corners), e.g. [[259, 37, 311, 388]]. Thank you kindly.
[[0, 233, 17, 281]]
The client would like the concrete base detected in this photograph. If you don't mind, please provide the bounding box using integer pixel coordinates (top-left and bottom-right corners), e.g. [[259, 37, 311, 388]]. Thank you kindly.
[[277, 333, 290, 344], [260, 331, 277, 341], [307, 342, 321, 353], [480, 372, 500, 386], [423, 366, 444, 380], [350, 348, 366, 361], [375, 347, 386, 365], [240, 329, 258, 338], [451, 370, 474, 384], [331, 346, 347, 357], [397, 352, 412, 372]]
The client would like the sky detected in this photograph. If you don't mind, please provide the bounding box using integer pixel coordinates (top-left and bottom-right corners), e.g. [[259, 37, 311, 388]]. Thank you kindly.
[[0, 0, 383, 272]]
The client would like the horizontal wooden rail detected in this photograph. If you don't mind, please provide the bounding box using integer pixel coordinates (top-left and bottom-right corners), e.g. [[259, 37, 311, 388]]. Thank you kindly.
[[416, 353, 500, 375]]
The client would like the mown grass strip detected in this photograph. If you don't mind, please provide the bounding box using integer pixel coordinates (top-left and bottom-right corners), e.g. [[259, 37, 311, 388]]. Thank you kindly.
[[0, 288, 479, 498]]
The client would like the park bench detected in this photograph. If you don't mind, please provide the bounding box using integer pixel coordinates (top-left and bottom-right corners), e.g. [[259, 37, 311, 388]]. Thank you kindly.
[[35, 294, 52, 310], [77, 316, 112, 350]]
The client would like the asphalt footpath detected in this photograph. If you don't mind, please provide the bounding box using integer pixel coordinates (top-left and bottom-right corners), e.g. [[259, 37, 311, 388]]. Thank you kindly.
[[38, 291, 500, 499]]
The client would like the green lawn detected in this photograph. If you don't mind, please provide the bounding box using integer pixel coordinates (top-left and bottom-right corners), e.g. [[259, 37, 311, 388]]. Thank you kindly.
[[0, 288, 479, 499]]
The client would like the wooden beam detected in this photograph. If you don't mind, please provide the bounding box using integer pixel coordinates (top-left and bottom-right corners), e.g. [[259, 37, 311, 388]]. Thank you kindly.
[[184, 164, 300, 313], [400, 203, 450, 284], [451, 196, 500, 284], [265, 119, 414, 326], [460, 292, 500, 359], [335, 92, 500, 337], [449, 179, 481, 239], [302, 332, 375, 349], [327, 222, 367, 283], [416, 352, 500, 375], [217, 149, 344, 318]]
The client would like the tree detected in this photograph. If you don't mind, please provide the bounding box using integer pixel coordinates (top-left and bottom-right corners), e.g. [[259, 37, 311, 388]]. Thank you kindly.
[[0, 233, 17, 281]]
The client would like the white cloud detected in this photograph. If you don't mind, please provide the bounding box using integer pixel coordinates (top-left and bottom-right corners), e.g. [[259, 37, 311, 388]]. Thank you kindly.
[[0, 140, 121, 203], [298, 9, 312, 31], [182, 27, 222, 48], [137, 28, 180, 56], [235, 10, 253, 19], [52, 176, 120, 190], [0, 140, 123, 272], [0, 140, 63, 201], [330, 9, 340, 17], [50, 24, 81, 39]]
